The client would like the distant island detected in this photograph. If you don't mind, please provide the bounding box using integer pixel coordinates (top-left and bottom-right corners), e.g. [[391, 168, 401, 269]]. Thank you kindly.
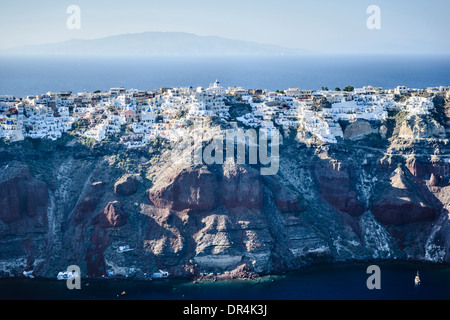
[[0, 32, 309, 57]]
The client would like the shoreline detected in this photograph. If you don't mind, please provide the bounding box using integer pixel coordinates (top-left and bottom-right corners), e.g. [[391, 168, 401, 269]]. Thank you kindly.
[[2, 259, 448, 283], [0, 261, 448, 300]]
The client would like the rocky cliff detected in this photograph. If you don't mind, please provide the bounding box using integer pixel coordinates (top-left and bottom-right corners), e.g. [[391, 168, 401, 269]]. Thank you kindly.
[[0, 94, 449, 279]]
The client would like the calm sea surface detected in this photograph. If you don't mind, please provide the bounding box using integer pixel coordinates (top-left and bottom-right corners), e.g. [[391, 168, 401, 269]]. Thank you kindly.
[[0, 262, 448, 300], [0, 55, 449, 97]]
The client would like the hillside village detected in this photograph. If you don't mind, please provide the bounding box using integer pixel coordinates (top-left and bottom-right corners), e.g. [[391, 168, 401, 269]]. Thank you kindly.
[[1, 81, 450, 281], [1, 81, 449, 146]]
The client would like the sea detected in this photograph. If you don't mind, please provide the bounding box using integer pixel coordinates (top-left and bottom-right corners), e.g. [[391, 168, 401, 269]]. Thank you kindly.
[[0, 55, 449, 97], [0, 262, 448, 300]]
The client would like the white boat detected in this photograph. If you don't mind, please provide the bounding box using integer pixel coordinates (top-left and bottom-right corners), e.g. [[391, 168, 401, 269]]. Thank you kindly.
[[152, 270, 169, 279], [57, 271, 80, 280], [414, 271, 421, 286], [23, 271, 34, 279], [116, 245, 133, 253]]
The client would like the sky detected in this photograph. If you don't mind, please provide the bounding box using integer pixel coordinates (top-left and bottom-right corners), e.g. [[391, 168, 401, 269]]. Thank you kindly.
[[0, 0, 449, 54]]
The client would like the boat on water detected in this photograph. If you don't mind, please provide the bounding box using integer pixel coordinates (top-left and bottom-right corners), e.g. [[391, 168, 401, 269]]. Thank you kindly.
[[152, 270, 169, 279], [116, 245, 133, 253], [57, 271, 80, 280], [415, 271, 421, 286]]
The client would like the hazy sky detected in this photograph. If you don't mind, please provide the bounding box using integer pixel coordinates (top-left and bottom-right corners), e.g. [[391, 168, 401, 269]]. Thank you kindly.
[[0, 0, 449, 54]]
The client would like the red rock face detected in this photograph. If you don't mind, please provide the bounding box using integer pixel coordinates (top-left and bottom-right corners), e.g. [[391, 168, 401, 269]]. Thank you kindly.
[[345, 195, 365, 216], [371, 168, 437, 225], [148, 165, 263, 212], [176, 169, 219, 211], [220, 164, 263, 209], [430, 173, 440, 187], [372, 200, 436, 226], [406, 158, 450, 179], [86, 201, 127, 276], [0, 164, 48, 272], [73, 199, 98, 221], [406, 158, 420, 177], [143, 209, 188, 268], [85, 226, 109, 277], [314, 160, 364, 216], [95, 201, 127, 228], [0, 164, 48, 223], [73, 181, 105, 222], [148, 168, 219, 211], [273, 184, 303, 213], [0, 183, 21, 222], [114, 176, 137, 197]]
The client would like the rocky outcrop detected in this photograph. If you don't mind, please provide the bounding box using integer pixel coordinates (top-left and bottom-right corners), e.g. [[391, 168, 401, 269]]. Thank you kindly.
[[430, 173, 440, 187], [142, 155, 333, 276], [432, 94, 450, 136], [0, 163, 48, 223], [148, 167, 219, 211], [73, 181, 105, 222], [398, 115, 446, 140], [372, 198, 435, 226], [143, 208, 188, 269], [1, 111, 450, 280], [426, 212, 450, 263], [405, 158, 449, 180], [192, 208, 272, 272], [220, 161, 263, 209], [148, 162, 263, 211], [85, 225, 109, 277], [311, 97, 331, 110], [264, 175, 303, 213], [344, 120, 374, 141], [372, 168, 437, 225], [0, 163, 49, 274], [314, 160, 364, 216], [274, 186, 303, 213], [114, 175, 137, 197], [93, 201, 127, 228], [85, 201, 127, 276]]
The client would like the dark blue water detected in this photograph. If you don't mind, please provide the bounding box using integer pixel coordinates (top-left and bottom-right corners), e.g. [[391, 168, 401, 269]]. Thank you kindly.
[[0, 55, 449, 97], [0, 263, 448, 300]]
